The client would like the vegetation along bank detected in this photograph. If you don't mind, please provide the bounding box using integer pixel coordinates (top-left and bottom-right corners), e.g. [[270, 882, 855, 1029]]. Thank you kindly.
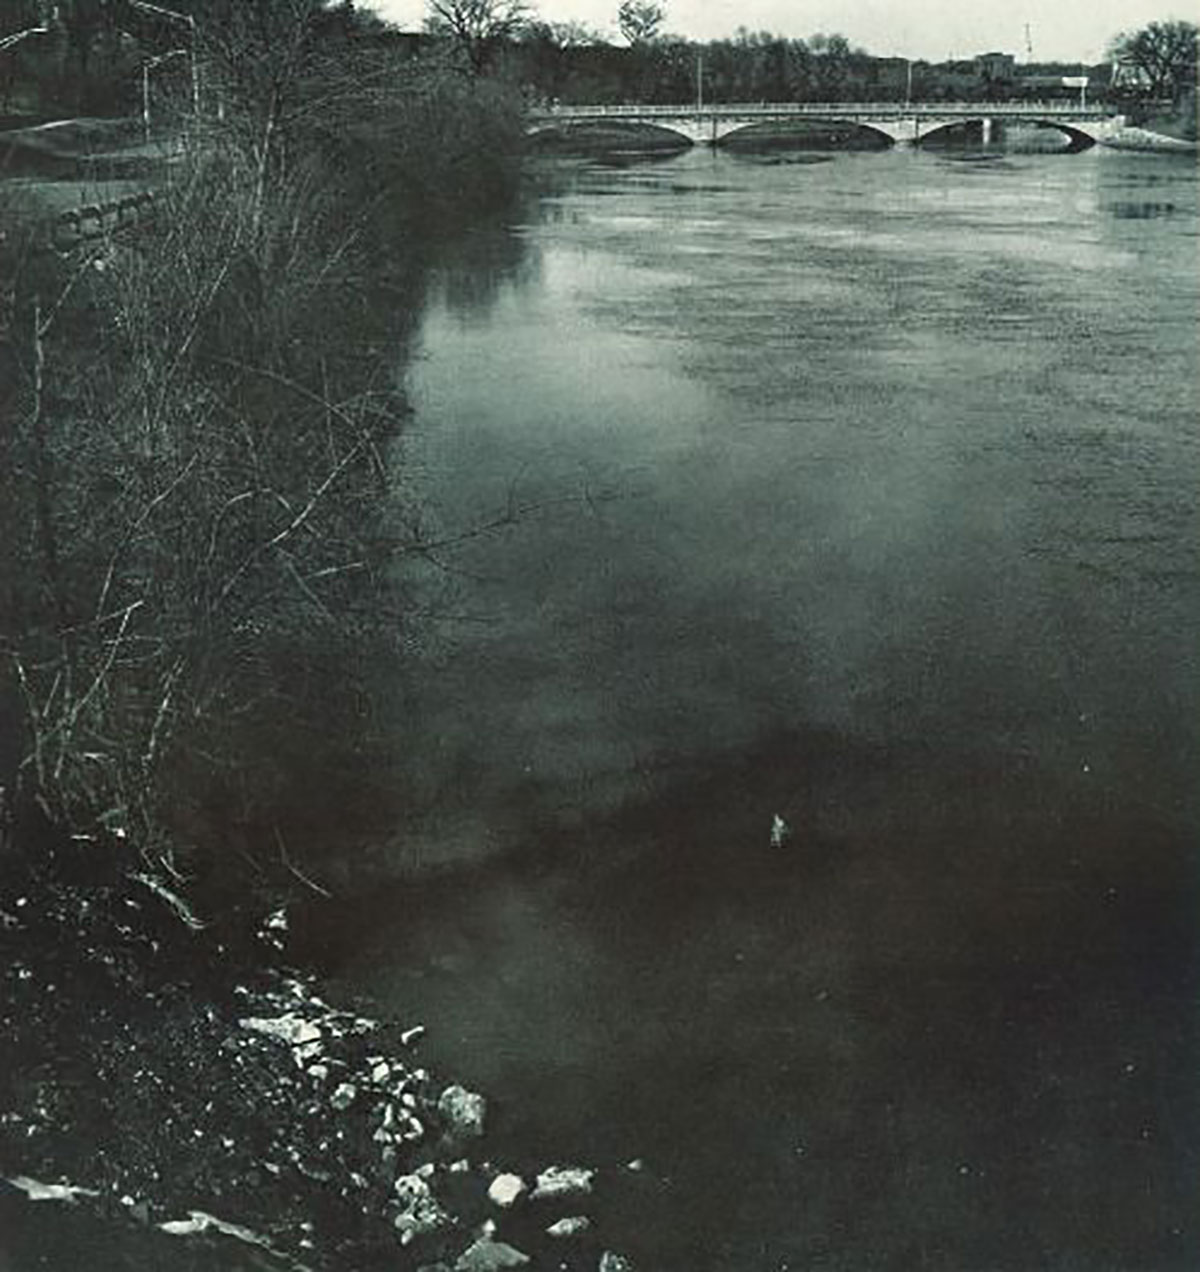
[[1, 2, 641, 1268]]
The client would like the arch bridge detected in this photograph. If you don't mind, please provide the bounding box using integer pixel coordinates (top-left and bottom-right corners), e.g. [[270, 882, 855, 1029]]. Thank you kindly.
[[527, 102, 1124, 149]]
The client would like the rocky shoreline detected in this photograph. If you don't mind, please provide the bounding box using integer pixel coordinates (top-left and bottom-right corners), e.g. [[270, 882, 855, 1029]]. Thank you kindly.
[[0, 841, 639, 1271], [1101, 123, 1198, 153]]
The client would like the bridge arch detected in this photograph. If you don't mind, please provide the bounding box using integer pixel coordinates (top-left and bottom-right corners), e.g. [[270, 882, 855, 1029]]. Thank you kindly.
[[1019, 120, 1097, 150], [911, 116, 1096, 150], [527, 120, 693, 150], [716, 118, 895, 148]]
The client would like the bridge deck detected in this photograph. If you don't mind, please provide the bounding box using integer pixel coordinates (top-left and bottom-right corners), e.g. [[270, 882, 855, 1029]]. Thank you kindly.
[[530, 101, 1112, 122]]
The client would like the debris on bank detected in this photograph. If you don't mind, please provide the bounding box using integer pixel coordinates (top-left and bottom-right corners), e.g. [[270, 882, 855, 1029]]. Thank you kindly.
[[0, 854, 641, 1270]]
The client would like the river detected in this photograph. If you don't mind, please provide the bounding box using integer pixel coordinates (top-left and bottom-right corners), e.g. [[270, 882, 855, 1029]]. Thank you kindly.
[[340, 144, 1199, 1270]]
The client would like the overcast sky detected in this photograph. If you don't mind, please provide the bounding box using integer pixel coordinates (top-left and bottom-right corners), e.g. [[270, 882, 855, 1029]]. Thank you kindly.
[[370, 0, 1186, 64]]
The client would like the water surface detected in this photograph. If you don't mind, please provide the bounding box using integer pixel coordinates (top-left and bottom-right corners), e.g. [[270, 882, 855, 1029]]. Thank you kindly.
[[345, 147, 1199, 1270]]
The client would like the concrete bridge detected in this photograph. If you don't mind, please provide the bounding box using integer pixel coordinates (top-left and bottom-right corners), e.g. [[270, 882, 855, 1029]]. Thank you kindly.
[[527, 101, 1125, 149]]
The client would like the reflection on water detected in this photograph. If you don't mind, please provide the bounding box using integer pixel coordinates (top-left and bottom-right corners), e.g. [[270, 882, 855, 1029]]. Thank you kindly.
[[345, 148, 1199, 1269], [1106, 199, 1182, 218]]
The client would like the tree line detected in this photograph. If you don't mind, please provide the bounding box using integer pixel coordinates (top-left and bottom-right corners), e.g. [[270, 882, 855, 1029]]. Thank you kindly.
[[4, 3, 1194, 121], [423, 0, 1195, 109]]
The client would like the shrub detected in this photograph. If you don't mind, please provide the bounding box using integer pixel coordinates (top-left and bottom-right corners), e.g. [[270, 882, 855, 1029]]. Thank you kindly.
[[0, 9, 525, 918]]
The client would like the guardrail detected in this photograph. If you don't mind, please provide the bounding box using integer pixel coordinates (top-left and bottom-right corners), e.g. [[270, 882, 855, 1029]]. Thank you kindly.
[[530, 101, 1112, 118], [47, 190, 157, 252]]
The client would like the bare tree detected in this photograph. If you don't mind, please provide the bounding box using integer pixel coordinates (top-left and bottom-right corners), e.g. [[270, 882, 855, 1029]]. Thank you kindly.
[[1109, 19, 1198, 101], [426, 0, 530, 75], [617, 0, 664, 47]]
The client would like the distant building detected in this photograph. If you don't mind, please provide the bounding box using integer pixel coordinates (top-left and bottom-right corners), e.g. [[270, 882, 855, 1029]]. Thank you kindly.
[[974, 51, 1016, 83], [1019, 74, 1091, 102]]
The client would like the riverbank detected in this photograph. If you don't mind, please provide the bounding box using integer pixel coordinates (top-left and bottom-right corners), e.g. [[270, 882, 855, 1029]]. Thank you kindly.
[[1102, 123, 1198, 153], [0, 828, 638, 1271], [0, 30, 612, 1267], [1102, 96, 1198, 152]]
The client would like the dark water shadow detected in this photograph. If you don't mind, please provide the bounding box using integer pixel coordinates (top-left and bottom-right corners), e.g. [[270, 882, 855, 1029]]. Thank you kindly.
[[327, 715, 1200, 1269]]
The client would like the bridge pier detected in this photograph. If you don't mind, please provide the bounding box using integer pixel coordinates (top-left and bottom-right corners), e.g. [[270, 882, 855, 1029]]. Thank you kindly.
[[982, 117, 993, 145]]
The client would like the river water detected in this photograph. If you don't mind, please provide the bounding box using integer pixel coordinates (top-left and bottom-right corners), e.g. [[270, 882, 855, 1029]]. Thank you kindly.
[[343, 146, 1199, 1269]]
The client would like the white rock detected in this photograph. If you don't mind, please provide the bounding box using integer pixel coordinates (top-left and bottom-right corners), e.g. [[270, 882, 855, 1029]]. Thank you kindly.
[[5, 1176, 98, 1203], [158, 1210, 268, 1247], [239, 1013, 321, 1049], [330, 1082, 357, 1111], [454, 1237, 531, 1271], [599, 1254, 636, 1272], [546, 1215, 591, 1238], [393, 1174, 449, 1246], [395, 1174, 430, 1204], [531, 1165, 594, 1201], [487, 1173, 527, 1208], [438, 1084, 487, 1138]]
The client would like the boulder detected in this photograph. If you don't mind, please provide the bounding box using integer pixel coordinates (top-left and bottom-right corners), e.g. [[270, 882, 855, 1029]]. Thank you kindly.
[[599, 1254, 636, 1272], [329, 1082, 357, 1111], [487, 1173, 527, 1208], [454, 1237, 531, 1271], [438, 1084, 487, 1139], [393, 1174, 449, 1246], [531, 1165, 594, 1201], [546, 1215, 591, 1238]]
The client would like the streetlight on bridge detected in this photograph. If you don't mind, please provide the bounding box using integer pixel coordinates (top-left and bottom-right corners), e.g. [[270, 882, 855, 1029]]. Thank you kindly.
[[127, 0, 199, 116]]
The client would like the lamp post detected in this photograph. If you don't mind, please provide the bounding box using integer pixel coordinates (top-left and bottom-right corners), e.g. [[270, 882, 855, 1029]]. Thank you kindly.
[[128, 0, 198, 115], [142, 47, 187, 141]]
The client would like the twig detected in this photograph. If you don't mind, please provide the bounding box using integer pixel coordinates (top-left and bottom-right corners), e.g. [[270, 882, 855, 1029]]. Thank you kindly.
[[143, 656, 186, 771], [129, 870, 206, 930], [94, 453, 200, 627], [216, 433, 370, 609], [274, 826, 332, 898], [279, 551, 336, 621], [215, 357, 396, 488], [52, 601, 143, 782]]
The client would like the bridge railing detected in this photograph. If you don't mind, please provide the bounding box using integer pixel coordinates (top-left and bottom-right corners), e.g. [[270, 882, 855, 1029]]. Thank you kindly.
[[530, 100, 1113, 119]]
